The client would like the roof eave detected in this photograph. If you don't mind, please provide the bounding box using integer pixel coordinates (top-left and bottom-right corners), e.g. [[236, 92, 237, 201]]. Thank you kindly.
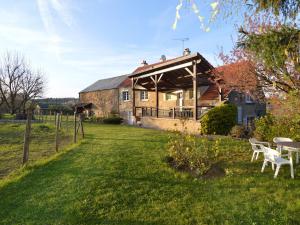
[[129, 53, 203, 78]]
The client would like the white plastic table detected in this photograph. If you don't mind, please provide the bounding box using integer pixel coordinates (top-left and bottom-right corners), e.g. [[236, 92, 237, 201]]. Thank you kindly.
[[277, 142, 300, 164]]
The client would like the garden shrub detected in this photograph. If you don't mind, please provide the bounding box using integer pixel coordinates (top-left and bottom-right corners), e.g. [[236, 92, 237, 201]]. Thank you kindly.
[[85, 116, 103, 123], [167, 132, 220, 176], [103, 116, 123, 124], [230, 125, 248, 138], [200, 103, 237, 135], [254, 114, 300, 142]]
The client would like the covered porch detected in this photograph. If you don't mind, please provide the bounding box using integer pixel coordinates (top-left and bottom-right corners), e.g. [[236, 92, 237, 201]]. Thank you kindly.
[[129, 52, 220, 121]]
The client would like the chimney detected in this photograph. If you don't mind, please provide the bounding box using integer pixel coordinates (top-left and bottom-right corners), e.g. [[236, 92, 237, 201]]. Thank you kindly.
[[160, 55, 167, 62], [183, 48, 191, 56], [141, 60, 148, 66]]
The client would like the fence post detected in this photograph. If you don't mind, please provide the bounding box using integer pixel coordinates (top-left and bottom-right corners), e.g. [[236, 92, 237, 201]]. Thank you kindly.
[[80, 114, 84, 139], [22, 109, 32, 164], [66, 113, 69, 133], [59, 112, 62, 129], [55, 113, 60, 152], [54, 113, 57, 125], [73, 112, 77, 143]]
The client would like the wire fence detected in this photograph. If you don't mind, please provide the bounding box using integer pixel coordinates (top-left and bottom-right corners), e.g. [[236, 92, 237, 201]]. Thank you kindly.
[[0, 110, 84, 179]]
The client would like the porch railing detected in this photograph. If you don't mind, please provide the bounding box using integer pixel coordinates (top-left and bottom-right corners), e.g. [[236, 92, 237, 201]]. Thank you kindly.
[[135, 106, 213, 120]]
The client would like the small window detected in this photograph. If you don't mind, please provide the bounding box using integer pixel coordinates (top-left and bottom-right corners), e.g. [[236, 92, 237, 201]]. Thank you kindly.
[[165, 93, 172, 101], [140, 91, 148, 100], [122, 91, 129, 101], [245, 94, 253, 103]]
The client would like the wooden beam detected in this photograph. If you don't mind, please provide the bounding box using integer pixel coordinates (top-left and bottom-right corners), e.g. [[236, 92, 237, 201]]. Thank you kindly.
[[133, 78, 139, 88], [193, 60, 198, 121], [150, 76, 155, 83], [185, 67, 193, 76], [157, 73, 164, 83], [155, 74, 158, 118], [132, 78, 136, 117], [133, 61, 197, 79]]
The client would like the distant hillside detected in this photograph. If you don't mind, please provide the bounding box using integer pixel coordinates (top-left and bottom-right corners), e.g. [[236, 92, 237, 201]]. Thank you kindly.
[[34, 98, 79, 108]]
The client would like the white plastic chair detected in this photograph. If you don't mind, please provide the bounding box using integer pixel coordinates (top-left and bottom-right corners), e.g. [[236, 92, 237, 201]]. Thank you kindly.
[[249, 138, 270, 162], [261, 146, 294, 179]]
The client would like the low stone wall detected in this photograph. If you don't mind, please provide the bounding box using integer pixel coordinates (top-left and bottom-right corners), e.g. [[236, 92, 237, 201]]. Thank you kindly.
[[140, 117, 201, 134]]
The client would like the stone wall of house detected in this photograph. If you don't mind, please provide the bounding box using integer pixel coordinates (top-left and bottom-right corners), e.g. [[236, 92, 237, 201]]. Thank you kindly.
[[140, 117, 201, 134], [79, 89, 119, 117]]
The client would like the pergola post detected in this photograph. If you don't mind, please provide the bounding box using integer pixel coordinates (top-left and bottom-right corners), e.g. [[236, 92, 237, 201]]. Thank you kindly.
[[155, 74, 159, 118], [132, 78, 136, 117], [193, 61, 198, 120]]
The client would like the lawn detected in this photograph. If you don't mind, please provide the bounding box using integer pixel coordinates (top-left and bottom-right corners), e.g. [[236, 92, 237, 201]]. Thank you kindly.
[[0, 124, 300, 224], [0, 122, 74, 178]]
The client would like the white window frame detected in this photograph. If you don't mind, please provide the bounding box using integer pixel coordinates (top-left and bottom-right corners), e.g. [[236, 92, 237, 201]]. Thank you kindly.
[[245, 94, 253, 103], [140, 90, 148, 101], [122, 90, 129, 101]]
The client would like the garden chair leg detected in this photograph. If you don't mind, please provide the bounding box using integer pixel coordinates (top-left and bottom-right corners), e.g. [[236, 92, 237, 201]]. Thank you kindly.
[[272, 163, 274, 171], [296, 152, 299, 164], [255, 152, 259, 160], [274, 165, 280, 178], [290, 164, 294, 179], [251, 152, 256, 162], [261, 160, 267, 173]]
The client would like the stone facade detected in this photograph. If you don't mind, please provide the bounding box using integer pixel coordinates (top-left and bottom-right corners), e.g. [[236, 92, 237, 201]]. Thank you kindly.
[[140, 117, 201, 134], [79, 89, 119, 117]]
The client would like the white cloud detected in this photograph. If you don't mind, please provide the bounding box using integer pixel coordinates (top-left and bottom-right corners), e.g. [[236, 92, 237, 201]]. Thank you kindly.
[[36, 0, 75, 59]]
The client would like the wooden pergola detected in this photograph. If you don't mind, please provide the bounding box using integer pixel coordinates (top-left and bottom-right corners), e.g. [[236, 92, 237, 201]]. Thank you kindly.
[[129, 53, 215, 120]]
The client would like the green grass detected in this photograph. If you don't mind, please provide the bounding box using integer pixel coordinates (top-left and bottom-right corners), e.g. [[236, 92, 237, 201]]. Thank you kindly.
[[0, 113, 16, 120], [0, 124, 300, 224], [0, 122, 74, 178]]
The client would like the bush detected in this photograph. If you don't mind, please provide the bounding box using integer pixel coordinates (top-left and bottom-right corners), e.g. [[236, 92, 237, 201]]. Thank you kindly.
[[254, 114, 300, 142], [85, 116, 104, 123], [167, 133, 220, 175], [103, 116, 123, 124], [201, 104, 237, 135], [253, 114, 274, 141], [230, 125, 248, 138]]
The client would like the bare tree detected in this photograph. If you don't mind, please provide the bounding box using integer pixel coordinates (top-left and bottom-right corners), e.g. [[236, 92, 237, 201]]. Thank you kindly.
[[19, 69, 44, 113], [0, 52, 45, 114]]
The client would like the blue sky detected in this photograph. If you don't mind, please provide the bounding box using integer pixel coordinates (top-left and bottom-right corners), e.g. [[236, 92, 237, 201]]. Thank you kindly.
[[0, 0, 242, 97]]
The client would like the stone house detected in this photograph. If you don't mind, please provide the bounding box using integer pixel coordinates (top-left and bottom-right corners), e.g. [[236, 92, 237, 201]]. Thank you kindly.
[[79, 50, 266, 131]]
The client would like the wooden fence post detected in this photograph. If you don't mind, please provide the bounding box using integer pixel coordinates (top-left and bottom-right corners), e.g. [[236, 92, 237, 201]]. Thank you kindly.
[[23, 109, 32, 164], [55, 113, 60, 152], [66, 113, 69, 133], [73, 112, 77, 143], [59, 112, 62, 129], [80, 114, 84, 139]]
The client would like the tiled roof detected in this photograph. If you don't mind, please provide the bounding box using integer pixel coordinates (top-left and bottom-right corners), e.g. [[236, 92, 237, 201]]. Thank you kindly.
[[133, 58, 176, 74], [200, 85, 220, 101], [80, 75, 130, 93]]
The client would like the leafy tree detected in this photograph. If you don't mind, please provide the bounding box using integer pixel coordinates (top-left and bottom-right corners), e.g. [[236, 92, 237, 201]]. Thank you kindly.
[[238, 24, 300, 94]]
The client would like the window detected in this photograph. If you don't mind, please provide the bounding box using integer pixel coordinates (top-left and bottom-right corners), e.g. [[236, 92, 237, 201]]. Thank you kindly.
[[237, 106, 243, 124], [140, 90, 148, 100], [165, 93, 172, 101], [245, 94, 253, 103], [122, 91, 129, 101]]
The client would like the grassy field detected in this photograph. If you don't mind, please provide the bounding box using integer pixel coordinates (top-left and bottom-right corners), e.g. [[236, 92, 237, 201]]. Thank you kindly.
[[0, 121, 74, 178], [0, 124, 300, 224]]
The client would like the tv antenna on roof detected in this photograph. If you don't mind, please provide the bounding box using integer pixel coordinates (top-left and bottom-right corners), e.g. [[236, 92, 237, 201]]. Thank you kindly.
[[173, 37, 189, 54]]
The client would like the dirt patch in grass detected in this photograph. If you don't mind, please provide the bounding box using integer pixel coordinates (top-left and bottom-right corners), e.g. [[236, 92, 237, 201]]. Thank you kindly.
[[165, 156, 225, 179]]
